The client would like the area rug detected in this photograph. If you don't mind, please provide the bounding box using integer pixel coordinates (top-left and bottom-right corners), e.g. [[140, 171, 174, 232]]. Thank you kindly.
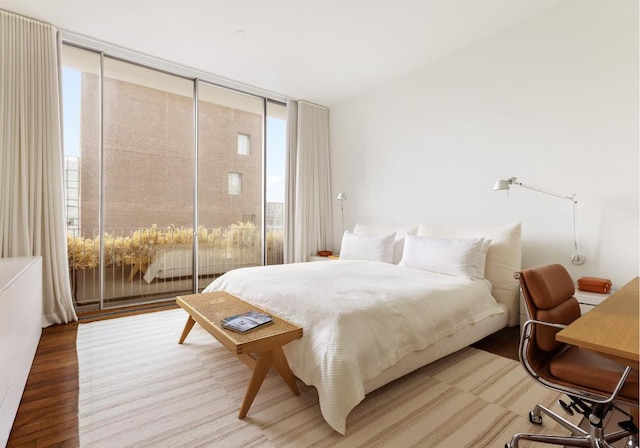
[[78, 309, 579, 448]]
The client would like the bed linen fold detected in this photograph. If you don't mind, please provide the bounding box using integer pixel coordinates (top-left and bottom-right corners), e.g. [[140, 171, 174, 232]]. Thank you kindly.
[[203, 259, 504, 434]]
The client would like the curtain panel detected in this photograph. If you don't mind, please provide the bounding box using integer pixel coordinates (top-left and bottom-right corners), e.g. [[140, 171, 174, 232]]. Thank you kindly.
[[284, 100, 333, 263], [0, 10, 78, 325], [284, 100, 298, 263]]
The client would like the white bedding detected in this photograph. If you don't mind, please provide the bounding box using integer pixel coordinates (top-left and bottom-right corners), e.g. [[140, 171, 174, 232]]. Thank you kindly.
[[203, 259, 505, 434]]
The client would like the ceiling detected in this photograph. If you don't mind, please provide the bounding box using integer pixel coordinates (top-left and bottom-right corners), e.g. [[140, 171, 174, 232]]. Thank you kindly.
[[1, 0, 565, 106]]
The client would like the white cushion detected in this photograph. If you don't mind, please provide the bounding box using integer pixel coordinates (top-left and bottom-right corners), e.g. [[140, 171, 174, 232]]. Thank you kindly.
[[417, 223, 522, 326], [399, 234, 485, 279], [352, 223, 418, 264], [478, 238, 492, 278], [339, 231, 396, 264]]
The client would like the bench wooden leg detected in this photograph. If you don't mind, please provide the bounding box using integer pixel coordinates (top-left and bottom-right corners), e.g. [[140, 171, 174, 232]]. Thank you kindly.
[[127, 261, 148, 282], [272, 347, 300, 396], [239, 351, 273, 419], [178, 316, 196, 344]]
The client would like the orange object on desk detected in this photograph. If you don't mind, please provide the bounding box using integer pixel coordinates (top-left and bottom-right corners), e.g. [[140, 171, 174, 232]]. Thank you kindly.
[[577, 276, 612, 294]]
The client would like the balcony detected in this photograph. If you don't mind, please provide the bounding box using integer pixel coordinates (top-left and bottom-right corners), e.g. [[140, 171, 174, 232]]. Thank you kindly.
[[68, 222, 283, 311]]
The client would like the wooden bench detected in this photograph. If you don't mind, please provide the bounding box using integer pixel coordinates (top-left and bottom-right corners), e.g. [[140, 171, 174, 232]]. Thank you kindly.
[[176, 291, 303, 418]]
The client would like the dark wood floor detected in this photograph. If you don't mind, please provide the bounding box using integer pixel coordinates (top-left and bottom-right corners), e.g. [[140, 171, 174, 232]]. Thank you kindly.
[[6, 312, 518, 447]]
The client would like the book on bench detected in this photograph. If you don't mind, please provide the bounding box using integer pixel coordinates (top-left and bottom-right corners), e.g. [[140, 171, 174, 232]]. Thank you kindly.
[[221, 311, 273, 333]]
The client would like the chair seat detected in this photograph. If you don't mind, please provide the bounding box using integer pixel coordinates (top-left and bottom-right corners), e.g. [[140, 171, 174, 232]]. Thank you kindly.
[[550, 346, 639, 403]]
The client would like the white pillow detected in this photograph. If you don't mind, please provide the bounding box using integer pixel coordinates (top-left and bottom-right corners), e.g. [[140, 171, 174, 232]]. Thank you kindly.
[[478, 238, 492, 278], [339, 231, 396, 264], [399, 234, 486, 279], [417, 223, 522, 326], [352, 223, 418, 264]]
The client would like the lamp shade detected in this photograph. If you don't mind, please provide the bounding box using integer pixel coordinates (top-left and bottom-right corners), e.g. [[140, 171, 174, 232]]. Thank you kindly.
[[336, 192, 347, 201], [492, 179, 510, 191]]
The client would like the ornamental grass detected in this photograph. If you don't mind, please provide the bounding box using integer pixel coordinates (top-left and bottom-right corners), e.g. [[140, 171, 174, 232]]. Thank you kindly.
[[67, 221, 271, 270]]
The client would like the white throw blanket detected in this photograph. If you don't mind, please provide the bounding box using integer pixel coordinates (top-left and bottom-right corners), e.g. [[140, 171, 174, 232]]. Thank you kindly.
[[203, 260, 504, 434]]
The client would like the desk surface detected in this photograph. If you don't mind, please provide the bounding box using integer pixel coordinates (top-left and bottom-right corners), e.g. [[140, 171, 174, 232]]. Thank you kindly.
[[556, 277, 639, 367]]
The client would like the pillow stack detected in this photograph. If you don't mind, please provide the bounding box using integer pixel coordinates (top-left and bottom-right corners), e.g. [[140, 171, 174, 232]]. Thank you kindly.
[[351, 223, 418, 263], [340, 223, 490, 278]]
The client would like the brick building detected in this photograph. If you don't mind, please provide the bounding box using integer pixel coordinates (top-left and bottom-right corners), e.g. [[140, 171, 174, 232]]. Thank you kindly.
[[78, 73, 263, 231]]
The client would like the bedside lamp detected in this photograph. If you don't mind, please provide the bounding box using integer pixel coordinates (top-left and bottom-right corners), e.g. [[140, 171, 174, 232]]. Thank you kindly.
[[336, 193, 347, 234], [493, 177, 586, 265]]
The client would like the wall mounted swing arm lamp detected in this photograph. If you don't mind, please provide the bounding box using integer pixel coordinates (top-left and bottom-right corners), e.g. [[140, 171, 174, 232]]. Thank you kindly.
[[493, 177, 586, 265]]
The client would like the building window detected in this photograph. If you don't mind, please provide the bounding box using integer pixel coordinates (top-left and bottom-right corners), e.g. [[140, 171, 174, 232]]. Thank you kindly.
[[237, 133, 250, 155], [228, 172, 242, 195]]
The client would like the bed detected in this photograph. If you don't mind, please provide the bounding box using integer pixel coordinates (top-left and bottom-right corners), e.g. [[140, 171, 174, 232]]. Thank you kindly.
[[202, 223, 521, 434]]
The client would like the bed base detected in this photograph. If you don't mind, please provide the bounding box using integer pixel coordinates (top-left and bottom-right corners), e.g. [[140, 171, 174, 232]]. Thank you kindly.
[[363, 303, 510, 394]]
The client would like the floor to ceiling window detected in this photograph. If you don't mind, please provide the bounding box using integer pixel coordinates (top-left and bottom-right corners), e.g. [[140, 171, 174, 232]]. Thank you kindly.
[[266, 101, 287, 265], [63, 45, 101, 310], [62, 43, 286, 311], [195, 82, 264, 292]]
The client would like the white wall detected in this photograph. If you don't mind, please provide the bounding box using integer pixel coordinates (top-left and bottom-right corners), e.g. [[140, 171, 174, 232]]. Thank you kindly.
[[329, 0, 639, 288]]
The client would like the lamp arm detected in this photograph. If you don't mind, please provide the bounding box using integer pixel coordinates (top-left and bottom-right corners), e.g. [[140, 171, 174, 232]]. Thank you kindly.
[[498, 177, 586, 265], [519, 182, 582, 257], [516, 182, 577, 203]]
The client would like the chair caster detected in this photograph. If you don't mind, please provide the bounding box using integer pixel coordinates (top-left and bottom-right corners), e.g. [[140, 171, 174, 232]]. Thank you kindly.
[[529, 411, 543, 425]]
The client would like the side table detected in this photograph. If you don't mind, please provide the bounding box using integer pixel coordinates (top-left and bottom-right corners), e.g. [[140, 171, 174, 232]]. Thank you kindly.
[[574, 289, 611, 315]]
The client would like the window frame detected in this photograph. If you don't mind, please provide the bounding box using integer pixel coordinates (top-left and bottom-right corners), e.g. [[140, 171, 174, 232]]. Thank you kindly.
[[237, 133, 251, 156], [228, 172, 243, 195]]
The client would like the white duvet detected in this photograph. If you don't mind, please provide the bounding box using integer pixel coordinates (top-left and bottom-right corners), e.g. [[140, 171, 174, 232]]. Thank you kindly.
[[203, 260, 504, 434]]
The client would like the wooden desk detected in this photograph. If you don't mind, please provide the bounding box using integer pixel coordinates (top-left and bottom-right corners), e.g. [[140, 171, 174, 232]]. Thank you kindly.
[[556, 277, 639, 369], [177, 291, 303, 418]]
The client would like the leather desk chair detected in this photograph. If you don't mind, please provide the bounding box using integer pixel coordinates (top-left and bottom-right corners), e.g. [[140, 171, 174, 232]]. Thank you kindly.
[[506, 264, 639, 448]]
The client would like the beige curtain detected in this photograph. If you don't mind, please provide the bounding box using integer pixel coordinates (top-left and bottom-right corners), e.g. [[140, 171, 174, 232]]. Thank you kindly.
[[0, 10, 78, 325], [284, 100, 333, 263], [284, 100, 298, 263]]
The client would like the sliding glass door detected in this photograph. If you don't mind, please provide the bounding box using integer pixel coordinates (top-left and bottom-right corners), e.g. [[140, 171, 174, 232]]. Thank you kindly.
[[102, 57, 195, 305], [62, 44, 285, 311], [195, 83, 264, 291], [62, 45, 101, 310]]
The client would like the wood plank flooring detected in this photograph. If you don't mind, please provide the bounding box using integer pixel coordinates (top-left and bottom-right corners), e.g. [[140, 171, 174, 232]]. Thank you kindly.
[[7, 320, 79, 447], [6, 313, 518, 447]]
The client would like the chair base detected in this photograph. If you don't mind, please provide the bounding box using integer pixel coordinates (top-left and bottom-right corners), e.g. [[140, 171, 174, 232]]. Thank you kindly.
[[626, 435, 640, 448], [506, 404, 636, 448]]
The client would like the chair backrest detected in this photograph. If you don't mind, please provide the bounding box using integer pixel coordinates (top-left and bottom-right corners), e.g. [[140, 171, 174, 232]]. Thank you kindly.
[[518, 264, 581, 352]]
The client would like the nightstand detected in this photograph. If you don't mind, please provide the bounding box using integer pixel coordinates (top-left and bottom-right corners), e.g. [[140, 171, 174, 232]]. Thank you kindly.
[[574, 289, 611, 314], [308, 255, 339, 262]]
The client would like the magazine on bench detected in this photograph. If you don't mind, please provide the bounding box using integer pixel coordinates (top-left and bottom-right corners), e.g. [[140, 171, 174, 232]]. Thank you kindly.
[[221, 311, 273, 333]]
